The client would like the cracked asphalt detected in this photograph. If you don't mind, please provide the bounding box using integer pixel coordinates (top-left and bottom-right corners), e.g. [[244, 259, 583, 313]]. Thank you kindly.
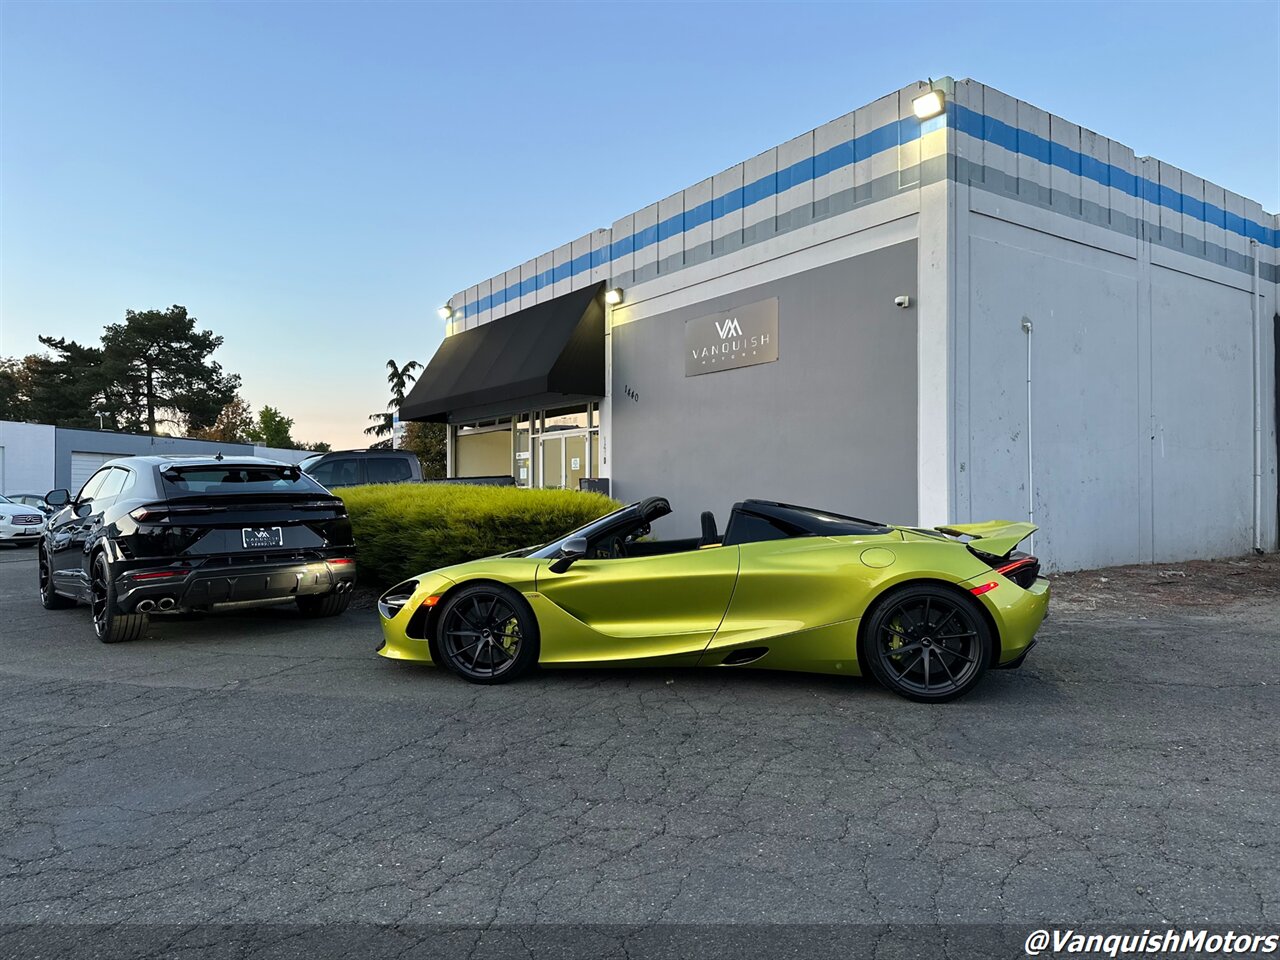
[[1, 547, 1276, 933]]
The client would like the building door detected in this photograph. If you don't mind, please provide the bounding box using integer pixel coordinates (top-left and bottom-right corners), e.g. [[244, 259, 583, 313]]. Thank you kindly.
[[538, 431, 592, 490], [70, 452, 124, 491], [539, 436, 564, 488]]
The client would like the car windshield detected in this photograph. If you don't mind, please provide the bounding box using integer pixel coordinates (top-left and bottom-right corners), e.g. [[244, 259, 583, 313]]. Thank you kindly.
[[0, 495, 10, 503], [526, 502, 646, 559], [298, 454, 323, 472], [160, 465, 328, 496]]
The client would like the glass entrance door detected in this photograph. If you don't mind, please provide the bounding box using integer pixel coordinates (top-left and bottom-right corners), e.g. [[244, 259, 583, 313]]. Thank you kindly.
[[537, 431, 592, 490], [539, 436, 564, 488]]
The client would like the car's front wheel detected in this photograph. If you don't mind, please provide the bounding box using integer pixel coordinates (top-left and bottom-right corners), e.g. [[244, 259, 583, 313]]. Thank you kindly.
[[436, 584, 539, 684], [861, 584, 991, 703], [91, 553, 149, 643], [39, 545, 76, 609]]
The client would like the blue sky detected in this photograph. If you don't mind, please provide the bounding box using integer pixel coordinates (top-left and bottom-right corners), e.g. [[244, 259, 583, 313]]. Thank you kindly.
[[3, 0, 1277, 447]]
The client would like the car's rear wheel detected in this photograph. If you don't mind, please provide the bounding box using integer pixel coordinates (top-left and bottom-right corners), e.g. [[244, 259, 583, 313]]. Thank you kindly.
[[862, 584, 991, 703], [436, 584, 538, 684], [91, 554, 149, 644], [39, 545, 76, 609], [296, 590, 352, 618]]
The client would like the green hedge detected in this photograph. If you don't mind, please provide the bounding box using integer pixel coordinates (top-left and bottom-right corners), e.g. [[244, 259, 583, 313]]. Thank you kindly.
[[337, 484, 620, 586]]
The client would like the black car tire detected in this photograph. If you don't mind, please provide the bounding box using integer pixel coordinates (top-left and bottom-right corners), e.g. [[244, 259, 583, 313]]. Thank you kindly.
[[91, 553, 149, 644], [296, 590, 352, 618], [436, 584, 539, 685], [38, 545, 76, 610], [860, 583, 992, 703]]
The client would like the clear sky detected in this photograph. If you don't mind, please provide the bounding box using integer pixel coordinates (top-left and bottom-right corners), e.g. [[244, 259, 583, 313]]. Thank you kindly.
[[3, 0, 1277, 448]]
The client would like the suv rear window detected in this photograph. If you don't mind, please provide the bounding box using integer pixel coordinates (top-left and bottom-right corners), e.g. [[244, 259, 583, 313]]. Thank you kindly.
[[160, 465, 327, 495], [366, 457, 412, 484]]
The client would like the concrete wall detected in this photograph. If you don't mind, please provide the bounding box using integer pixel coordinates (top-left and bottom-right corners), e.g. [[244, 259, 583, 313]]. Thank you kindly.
[[611, 242, 919, 537], [951, 79, 1278, 570], [0, 421, 57, 494]]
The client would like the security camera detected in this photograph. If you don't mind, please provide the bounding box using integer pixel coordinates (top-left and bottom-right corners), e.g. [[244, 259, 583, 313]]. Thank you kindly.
[[894, 295, 911, 308]]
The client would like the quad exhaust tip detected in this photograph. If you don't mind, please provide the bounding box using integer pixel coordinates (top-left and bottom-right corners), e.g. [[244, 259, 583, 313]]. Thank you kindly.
[[157, 597, 176, 611], [136, 599, 156, 613]]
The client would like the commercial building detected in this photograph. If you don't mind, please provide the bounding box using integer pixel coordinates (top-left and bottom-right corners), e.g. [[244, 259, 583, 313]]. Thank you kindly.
[[401, 76, 1278, 571], [0, 420, 310, 495]]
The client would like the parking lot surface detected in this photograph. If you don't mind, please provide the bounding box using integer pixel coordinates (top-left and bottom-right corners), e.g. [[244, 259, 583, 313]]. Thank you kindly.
[[0, 547, 1276, 928]]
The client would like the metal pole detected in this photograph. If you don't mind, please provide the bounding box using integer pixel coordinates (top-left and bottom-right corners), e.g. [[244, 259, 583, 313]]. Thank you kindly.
[[1250, 239, 1264, 554], [1021, 316, 1034, 554]]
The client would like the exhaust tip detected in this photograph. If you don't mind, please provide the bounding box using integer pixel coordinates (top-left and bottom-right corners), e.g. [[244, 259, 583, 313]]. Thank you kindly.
[[157, 597, 176, 611], [136, 599, 156, 613]]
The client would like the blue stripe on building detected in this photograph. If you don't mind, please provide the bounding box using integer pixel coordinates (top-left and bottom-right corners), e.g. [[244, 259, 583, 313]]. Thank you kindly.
[[457, 105, 1274, 322]]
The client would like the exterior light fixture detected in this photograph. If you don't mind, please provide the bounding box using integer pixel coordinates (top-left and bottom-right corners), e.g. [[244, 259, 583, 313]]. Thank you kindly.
[[437, 304, 453, 321], [912, 89, 946, 120], [604, 287, 624, 306]]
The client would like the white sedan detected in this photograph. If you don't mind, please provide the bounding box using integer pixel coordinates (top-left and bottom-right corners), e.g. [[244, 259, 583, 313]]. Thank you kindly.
[[0, 494, 45, 545]]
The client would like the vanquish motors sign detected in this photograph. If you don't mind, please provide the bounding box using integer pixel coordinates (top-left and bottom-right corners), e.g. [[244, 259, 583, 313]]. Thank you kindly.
[[684, 298, 779, 377]]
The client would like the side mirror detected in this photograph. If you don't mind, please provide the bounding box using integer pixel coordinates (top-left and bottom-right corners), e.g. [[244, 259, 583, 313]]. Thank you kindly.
[[548, 536, 589, 574], [45, 488, 70, 508]]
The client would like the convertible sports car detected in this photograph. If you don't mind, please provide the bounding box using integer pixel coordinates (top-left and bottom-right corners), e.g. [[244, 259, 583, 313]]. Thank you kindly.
[[377, 498, 1050, 702]]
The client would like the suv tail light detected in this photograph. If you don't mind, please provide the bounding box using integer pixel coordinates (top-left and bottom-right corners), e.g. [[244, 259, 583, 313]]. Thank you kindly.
[[130, 506, 169, 523]]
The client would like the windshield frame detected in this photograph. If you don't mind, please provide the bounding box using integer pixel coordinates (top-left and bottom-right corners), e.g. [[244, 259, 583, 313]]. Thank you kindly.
[[527, 501, 649, 559]]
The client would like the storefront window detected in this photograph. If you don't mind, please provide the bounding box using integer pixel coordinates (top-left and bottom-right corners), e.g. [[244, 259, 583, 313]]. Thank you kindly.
[[454, 403, 598, 490]]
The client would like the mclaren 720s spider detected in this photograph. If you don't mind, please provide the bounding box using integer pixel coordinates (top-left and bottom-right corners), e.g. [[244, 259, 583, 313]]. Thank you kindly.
[[376, 497, 1049, 702]]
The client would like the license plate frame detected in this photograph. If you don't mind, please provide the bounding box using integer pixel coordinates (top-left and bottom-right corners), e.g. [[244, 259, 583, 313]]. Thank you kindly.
[[242, 526, 284, 549]]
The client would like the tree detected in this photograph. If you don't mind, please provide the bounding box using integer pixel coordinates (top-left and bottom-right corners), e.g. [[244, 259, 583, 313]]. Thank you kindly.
[[364, 358, 422, 449], [0, 357, 32, 421], [26, 339, 114, 429], [401, 421, 447, 479], [245, 405, 295, 448], [190, 396, 255, 443], [98, 305, 240, 434], [300, 440, 331, 453]]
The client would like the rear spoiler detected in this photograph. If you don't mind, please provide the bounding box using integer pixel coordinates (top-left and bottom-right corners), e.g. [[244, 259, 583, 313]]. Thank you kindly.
[[934, 521, 1036, 560]]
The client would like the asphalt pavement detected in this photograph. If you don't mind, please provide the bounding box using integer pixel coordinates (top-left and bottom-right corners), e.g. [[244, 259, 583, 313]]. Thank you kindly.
[[0, 545, 1275, 934]]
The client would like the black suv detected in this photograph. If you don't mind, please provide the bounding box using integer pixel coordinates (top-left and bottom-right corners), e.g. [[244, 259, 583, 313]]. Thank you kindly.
[[39, 456, 357, 643], [298, 449, 422, 488]]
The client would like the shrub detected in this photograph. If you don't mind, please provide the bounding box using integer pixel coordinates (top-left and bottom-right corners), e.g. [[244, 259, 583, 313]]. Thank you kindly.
[[337, 483, 620, 586]]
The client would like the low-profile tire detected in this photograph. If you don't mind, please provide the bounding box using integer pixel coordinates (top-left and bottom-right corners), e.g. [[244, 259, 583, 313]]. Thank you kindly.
[[436, 584, 539, 685], [296, 590, 352, 618], [860, 583, 992, 703], [91, 553, 148, 644], [38, 545, 76, 610]]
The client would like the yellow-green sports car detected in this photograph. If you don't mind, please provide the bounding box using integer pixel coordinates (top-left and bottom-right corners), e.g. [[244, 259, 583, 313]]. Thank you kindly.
[[377, 497, 1049, 702]]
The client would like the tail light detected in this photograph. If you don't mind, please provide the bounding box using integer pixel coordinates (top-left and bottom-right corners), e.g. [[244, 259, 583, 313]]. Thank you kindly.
[[967, 545, 1041, 589], [130, 506, 169, 523], [994, 555, 1041, 588]]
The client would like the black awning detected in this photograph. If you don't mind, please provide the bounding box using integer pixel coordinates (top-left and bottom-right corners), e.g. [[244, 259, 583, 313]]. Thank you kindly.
[[400, 282, 605, 424]]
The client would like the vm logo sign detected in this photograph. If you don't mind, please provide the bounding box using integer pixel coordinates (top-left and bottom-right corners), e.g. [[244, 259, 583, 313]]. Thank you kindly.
[[715, 317, 743, 339]]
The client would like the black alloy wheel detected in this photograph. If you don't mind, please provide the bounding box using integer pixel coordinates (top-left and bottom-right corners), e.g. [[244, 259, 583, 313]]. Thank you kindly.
[[863, 584, 991, 703], [39, 545, 76, 609], [91, 553, 149, 644], [436, 585, 538, 684]]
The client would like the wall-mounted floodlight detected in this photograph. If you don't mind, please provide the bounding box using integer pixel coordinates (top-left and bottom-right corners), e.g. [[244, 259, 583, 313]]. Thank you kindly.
[[437, 304, 453, 321], [912, 89, 946, 120], [604, 288, 624, 306]]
